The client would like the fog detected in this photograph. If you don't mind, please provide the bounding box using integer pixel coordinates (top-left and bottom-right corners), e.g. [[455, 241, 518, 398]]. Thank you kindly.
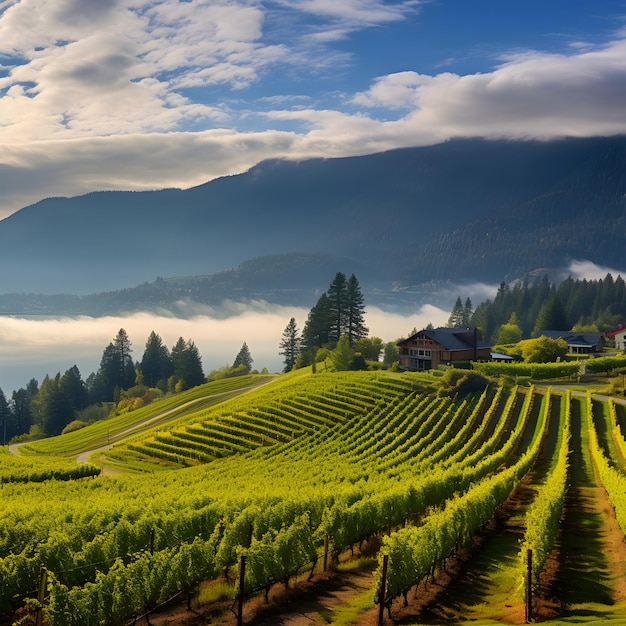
[[0, 304, 450, 395]]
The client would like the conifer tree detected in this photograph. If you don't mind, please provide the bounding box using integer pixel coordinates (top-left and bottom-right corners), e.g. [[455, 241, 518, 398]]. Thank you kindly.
[[279, 318, 300, 373], [233, 341, 253, 373], [141, 331, 173, 387], [447, 296, 465, 327], [171, 338, 205, 390], [327, 272, 348, 344], [0, 388, 10, 445], [302, 293, 333, 351], [346, 274, 368, 346]]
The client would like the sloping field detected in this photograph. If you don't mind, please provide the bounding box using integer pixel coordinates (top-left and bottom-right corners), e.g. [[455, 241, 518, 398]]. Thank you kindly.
[[1, 371, 626, 626]]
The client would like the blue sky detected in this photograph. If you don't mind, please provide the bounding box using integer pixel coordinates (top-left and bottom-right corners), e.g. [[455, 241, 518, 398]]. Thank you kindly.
[[0, 0, 625, 219]]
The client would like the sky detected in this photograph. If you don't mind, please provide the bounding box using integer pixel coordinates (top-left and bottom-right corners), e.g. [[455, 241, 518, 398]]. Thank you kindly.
[[0, 0, 625, 219]]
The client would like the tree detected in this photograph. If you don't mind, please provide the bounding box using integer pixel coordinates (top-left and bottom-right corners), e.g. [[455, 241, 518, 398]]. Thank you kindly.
[[511, 336, 569, 363], [447, 296, 466, 328], [90, 329, 135, 402], [354, 336, 383, 361], [279, 318, 301, 373], [346, 274, 368, 346], [326, 272, 348, 344], [493, 313, 523, 345], [0, 388, 10, 445], [10, 379, 37, 439], [302, 293, 333, 351], [61, 365, 88, 415], [233, 342, 253, 373], [114, 328, 135, 389], [464, 297, 473, 326], [330, 336, 354, 371], [533, 292, 570, 335], [171, 338, 205, 390], [383, 341, 399, 368], [140, 331, 173, 387]]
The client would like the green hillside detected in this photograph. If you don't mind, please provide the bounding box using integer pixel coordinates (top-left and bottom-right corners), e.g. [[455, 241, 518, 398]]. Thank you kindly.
[[2, 370, 626, 625]]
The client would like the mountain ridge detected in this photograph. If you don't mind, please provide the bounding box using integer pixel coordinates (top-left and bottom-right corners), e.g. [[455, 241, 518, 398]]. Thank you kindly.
[[1, 135, 625, 301]]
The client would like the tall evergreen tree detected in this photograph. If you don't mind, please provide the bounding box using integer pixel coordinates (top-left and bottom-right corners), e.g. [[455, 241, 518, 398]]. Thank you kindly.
[[326, 272, 348, 344], [0, 388, 10, 445], [346, 274, 368, 346], [10, 379, 37, 439], [302, 293, 333, 351], [233, 342, 253, 373], [279, 318, 300, 373], [140, 331, 174, 387], [113, 328, 135, 389], [61, 365, 87, 415], [171, 338, 205, 390], [463, 297, 473, 327], [533, 292, 570, 335], [447, 296, 466, 328]]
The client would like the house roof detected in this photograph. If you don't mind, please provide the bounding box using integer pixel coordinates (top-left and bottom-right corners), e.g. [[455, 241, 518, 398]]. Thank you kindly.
[[398, 327, 491, 351], [536, 330, 602, 346], [608, 327, 626, 338]]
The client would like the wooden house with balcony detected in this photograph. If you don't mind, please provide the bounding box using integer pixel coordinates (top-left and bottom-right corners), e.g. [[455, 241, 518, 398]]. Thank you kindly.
[[398, 327, 492, 371]]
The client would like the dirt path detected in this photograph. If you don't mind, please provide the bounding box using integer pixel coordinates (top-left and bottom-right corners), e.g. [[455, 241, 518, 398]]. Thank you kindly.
[[546, 395, 626, 618]]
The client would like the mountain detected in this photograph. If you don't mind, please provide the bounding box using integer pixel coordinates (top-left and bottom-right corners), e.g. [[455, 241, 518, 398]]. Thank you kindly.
[[1, 136, 625, 303]]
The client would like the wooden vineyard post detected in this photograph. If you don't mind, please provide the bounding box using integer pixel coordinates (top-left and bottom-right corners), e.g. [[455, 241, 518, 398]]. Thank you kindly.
[[525, 548, 532, 623], [378, 554, 389, 626], [237, 554, 246, 626], [35, 566, 47, 626], [323, 535, 329, 572]]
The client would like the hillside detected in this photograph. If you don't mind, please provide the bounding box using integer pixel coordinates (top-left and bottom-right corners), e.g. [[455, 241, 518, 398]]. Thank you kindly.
[[5, 370, 626, 626], [1, 136, 625, 302]]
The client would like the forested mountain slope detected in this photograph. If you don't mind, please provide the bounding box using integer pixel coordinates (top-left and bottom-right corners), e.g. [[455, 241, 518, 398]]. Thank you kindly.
[[1, 135, 624, 298]]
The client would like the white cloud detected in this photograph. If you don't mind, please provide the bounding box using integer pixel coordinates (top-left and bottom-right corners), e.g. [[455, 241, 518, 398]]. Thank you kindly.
[[565, 260, 626, 282], [0, 2, 626, 218]]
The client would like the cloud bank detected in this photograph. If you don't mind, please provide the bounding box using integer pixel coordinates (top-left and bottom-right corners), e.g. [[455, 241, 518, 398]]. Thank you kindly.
[[0, 303, 449, 395], [0, 1, 624, 217]]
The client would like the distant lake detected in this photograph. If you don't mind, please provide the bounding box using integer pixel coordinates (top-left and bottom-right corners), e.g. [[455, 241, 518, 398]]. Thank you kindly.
[[0, 305, 448, 395]]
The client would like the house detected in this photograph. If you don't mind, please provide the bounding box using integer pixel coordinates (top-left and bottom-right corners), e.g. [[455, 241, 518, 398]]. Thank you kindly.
[[608, 326, 626, 350], [398, 327, 492, 371], [535, 330, 604, 354]]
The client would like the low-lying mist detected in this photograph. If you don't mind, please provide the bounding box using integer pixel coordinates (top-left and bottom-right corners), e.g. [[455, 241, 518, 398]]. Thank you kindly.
[[0, 303, 450, 395]]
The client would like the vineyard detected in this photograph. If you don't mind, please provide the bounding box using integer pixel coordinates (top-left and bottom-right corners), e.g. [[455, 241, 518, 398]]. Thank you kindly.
[[3, 369, 626, 625]]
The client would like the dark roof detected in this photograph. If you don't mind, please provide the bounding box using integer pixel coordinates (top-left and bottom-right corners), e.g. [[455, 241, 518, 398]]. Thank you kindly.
[[398, 327, 491, 351], [536, 330, 602, 346]]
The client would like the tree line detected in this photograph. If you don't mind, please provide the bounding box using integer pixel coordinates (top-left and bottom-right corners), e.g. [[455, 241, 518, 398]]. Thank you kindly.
[[0, 332, 254, 442], [466, 273, 626, 344]]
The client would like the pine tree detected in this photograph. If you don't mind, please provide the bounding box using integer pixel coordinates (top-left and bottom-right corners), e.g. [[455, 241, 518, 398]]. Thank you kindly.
[[279, 318, 300, 373], [233, 342, 253, 373], [447, 296, 465, 327], [114, 328, 135, 389], [0, 388, 10, 445], [533, 292, 570, 335], [141, 331, 173, 387], [463, 297, 473, 327], [302, 293, 333, 351], [326, 272, 348, 344], [171, 338, 205, 390], [346, 274, 368, 346]]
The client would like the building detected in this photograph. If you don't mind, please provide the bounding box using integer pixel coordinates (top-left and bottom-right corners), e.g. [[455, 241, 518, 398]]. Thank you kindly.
[[608, 326, 626, 350], [398, 327, 492, 371], [535, 330, 604, 354]]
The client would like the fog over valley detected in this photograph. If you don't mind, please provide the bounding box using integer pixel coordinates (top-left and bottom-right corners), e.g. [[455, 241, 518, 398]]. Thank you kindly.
[[0, 304, 451, 396]]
